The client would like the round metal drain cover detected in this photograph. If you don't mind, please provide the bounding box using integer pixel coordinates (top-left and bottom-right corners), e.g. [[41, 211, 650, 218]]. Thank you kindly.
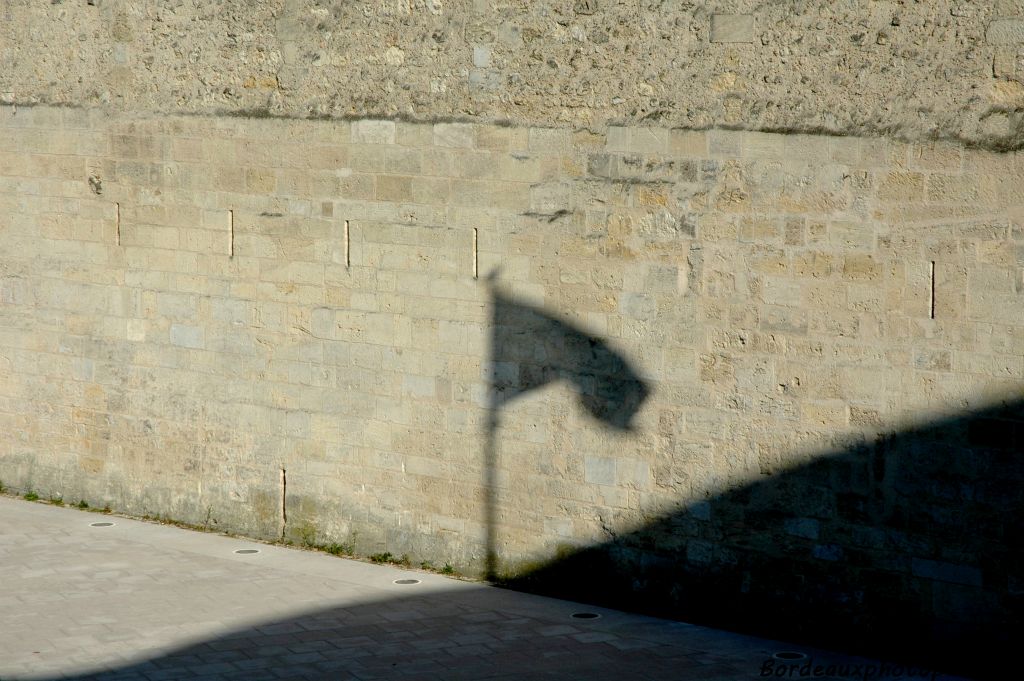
[[393, 578, 420, 585], [234, 549, 260, 555], [89, 522, 114, 527], [571, 612, 601, 620], [773, 652, 808, 661]]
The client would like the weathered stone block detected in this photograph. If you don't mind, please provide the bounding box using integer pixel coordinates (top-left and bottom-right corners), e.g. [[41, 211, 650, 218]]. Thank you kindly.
[[351, 120, 396, 145], [708, 129, 743, 157], [584, 456, 616, 486], [528, 128, 570, 155], [375, 175, 413, 202], [605, 127, 629, 152], [629, 128, 669, 155], [812, 544, 844, 561], [912, 558, 983, 587], [710, 14, 755, 43], [169, 323, 204, 349], [433, 123, 475, 149], [986, 19, 1024, 45], [669, 130, 706, 157]]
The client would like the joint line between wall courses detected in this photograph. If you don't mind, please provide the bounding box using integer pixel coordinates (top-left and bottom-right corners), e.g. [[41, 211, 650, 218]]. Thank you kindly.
[[228, 209, 235, 258]]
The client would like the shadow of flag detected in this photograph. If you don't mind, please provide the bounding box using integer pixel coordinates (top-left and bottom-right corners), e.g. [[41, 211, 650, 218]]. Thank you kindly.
[[489, 287, 650, 430], [482, 280, 651, 577]]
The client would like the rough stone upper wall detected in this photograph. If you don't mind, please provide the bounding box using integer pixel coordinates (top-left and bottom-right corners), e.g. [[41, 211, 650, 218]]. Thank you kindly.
[[5, 0, 1024, 149]]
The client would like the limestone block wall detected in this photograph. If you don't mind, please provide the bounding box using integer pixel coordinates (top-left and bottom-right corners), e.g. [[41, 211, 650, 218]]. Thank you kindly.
[[1, 105, 1023, 662]]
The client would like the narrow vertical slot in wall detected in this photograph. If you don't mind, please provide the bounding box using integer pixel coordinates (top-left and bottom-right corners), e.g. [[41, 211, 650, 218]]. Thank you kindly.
[[472, 227, 479, 279], [929, 260, 936, 319], [279, 467, 287, 540], [228, 209, 235, 258], [344, 219, 351, 268], [115, 202, 121, 246]]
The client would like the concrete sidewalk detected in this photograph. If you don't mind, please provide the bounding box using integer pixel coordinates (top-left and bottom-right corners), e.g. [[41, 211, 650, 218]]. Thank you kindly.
[[0, 496, 967, 681]]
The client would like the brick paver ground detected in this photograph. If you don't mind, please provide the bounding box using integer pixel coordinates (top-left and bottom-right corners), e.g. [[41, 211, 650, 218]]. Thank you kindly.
[[0, 497, 968, 681]]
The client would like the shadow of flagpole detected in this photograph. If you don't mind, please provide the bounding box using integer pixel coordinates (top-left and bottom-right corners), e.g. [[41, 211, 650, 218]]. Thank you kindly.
[[484, 270, 501, 581], [484, 404, 499, 581]]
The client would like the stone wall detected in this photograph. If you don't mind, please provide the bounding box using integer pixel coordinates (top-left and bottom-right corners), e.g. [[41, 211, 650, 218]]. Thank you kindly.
[[1, 103, 1023, 665], [4, 1, 1024, 150], [5, 0, 1024, 672]]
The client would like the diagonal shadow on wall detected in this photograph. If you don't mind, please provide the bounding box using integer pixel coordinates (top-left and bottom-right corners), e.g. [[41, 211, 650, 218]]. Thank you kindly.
[[500, 398, 1024, 678]]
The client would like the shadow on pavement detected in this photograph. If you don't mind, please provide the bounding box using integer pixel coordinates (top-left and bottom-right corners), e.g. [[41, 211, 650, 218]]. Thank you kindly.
[[36, 587, 792, 681]]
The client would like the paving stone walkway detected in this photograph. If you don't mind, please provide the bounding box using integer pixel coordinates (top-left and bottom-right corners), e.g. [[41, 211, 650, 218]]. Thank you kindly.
[[0, 497, 969, 681]]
